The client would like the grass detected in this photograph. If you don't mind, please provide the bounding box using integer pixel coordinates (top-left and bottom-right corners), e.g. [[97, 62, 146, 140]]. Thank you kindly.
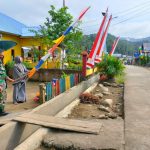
[[115, 72, 126, 84]]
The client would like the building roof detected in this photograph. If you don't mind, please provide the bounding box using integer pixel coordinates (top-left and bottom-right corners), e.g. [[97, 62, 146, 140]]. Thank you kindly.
[[21, 26, 40, 37], [113, 53, 122, 58], [143, 43, 150, 51], [0, 12, 39, 37]]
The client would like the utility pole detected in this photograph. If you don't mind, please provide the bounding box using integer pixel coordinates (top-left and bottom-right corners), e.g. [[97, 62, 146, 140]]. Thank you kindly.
[[63, 0, 65, 7]]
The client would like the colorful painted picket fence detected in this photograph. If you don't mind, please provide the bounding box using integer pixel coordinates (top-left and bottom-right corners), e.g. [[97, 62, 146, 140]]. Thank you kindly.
[[45, 73, 81, 101]]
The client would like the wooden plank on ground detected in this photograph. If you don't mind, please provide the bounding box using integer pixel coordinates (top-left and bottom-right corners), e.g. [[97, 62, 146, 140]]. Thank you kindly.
[[13, 113, 102, 134]]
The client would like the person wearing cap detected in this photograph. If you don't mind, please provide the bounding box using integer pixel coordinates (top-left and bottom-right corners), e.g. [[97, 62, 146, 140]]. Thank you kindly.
[[0, 53, 14, 115]]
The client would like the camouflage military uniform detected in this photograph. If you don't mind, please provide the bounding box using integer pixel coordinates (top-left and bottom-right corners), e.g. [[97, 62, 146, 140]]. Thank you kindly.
[[0, 62, 7, 114]]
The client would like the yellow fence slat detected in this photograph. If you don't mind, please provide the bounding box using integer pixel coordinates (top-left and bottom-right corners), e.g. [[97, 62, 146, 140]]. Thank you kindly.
[[65, 76, 70, 90], [86, 67, 98, 76]]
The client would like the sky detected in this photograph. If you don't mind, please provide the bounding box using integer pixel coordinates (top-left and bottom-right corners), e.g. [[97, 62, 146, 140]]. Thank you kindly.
[[0, 0, 150, 38]]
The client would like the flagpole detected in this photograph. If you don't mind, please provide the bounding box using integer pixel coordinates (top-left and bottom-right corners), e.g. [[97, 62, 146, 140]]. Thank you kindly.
[[63, 0, 65, 7], [28, 7, 90, 78]]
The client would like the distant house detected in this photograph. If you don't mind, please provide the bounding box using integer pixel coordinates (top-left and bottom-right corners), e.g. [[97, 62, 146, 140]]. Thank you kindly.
[[113, 53, 122, 58], [0, 12, 41, 64], [142, 43, 150, 53]]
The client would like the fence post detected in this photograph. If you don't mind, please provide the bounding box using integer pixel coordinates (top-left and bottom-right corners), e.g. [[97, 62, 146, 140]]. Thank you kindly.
[[81, 51, 88, 79], [39, 83, 46, 103]]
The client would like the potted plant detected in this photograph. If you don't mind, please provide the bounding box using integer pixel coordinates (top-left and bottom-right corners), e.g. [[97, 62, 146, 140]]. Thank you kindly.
[[97, 55, 125, 81]]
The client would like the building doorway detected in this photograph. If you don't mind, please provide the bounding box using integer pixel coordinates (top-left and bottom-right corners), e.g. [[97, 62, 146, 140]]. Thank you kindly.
[[11, 49, 15, 60]]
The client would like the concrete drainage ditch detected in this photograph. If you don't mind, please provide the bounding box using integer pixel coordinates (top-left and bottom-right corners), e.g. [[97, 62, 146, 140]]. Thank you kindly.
[[0, 74, 125, 150], [0, 75, 99, 150], [37, 81, 124, 150]]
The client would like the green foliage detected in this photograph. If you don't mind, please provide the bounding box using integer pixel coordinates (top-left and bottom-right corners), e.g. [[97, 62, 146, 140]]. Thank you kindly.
[[139, 55, 150, 66], [5, 61, 15, 70], [67, 56, 81, 64], [5, 61, 14, 75], [67, 63, 82, 70], [32, 5, 83, 54], [82, 33, 136, 55], [97, 55, 125, 79], [81, 34, 97, 51], [22, 61, 32, 69], [61, 71, 67, 78], [115, 73, 125, 84], [5, 61, 32, 72], [32, 47, 46, 62], [66, 55, 82, 70]]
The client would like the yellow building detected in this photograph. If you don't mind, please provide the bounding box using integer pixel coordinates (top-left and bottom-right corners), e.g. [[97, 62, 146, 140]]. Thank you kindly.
[[0, 12, 42, 64]]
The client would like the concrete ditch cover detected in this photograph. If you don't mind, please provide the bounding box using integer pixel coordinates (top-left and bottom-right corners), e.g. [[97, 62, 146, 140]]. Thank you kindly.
[[13, 113, 103, 134]]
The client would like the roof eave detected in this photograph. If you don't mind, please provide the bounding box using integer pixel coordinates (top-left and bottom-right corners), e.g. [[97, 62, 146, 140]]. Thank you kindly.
[[0, 30, 21, 36]]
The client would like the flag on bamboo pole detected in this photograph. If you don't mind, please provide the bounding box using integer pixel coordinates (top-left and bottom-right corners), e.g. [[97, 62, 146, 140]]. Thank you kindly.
[[110, 36, 120, 56], [95, 15, 112, 63], [86, 8, 108, 69], [28, 7, 90, 78]]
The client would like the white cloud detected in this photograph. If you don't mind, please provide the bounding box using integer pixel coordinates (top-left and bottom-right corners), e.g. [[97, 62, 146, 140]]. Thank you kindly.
[[109, 21, 150, 38]]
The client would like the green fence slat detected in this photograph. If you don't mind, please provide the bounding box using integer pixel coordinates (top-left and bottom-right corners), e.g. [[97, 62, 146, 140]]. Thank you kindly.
[[59, 78, 63, 93], [60, 78, 66, 93], [70, 74, 74, 87], [46, 82, 52, 101], [45, 74, 80, 101], [62, 78, 66, 92]]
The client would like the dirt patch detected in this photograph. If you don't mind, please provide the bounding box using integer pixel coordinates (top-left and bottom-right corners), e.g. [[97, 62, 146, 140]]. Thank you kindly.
[[5, 81, 40, 113], [68, 81, 124, 120]]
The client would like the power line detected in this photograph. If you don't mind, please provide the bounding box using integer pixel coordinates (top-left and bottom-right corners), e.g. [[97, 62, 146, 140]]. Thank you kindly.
[[79, 1, 150, 37], [113, 0, 150, 16], [112, 7, 150, 26], [81, 4, 150, 29], [81, 1, 150, 27], [82, 1, 150, 24]]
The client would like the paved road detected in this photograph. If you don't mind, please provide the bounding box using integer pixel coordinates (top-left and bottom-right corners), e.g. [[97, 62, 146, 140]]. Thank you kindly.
[[124, 66, 150, 150]]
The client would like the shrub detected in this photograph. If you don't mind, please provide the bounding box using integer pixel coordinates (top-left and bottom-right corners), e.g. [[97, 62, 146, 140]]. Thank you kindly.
[[22, 61, 32, 69], [67, 63, 82, 70], [5, 61, 15, 70], [97, 55, 125, 79], [140, 55, 150, 66], [61, 71, 67, 78], [5, 61, 32, 72]]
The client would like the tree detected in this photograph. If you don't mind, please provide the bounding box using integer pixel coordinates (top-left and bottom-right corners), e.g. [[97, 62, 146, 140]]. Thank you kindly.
[[33, 5, 83, 54]]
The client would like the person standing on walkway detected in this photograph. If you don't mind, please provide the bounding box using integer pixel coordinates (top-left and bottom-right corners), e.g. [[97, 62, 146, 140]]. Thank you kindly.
[[13, 56, 28, 104], [0, 53, 14, 115]]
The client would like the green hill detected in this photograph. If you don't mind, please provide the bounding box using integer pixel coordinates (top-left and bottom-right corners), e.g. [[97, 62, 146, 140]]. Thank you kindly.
[[81, 33, 141, 56]]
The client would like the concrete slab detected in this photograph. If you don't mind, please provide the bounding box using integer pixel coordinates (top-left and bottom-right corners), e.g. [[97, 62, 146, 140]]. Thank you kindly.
[[43, 119, 124, 150], [124, 66, 150, 150]]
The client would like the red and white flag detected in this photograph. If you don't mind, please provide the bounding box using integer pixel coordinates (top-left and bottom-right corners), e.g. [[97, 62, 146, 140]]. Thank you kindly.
[[95, 15, 112, 63], [86, 8, 108, 68], [110, 37, 120, 56]]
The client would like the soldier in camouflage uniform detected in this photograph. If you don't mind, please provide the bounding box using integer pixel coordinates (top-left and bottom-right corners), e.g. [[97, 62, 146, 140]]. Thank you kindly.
[[0, 53, 14, 116]]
